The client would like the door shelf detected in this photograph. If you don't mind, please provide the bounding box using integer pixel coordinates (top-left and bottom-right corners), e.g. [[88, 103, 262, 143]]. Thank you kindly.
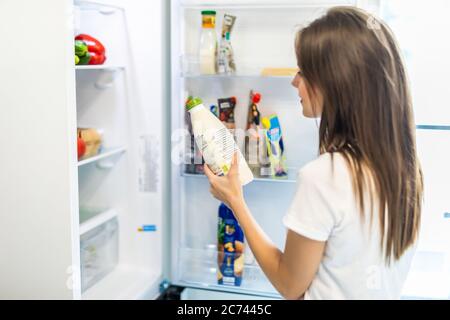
[[75, 65, 125, 71], [181, 167, 297, 183], [79, 208, 118, 236], [78, 147, 126, 167], [82, 265, 160, 300], [75, 0, 124, 13], [176, 247, 280, 298]]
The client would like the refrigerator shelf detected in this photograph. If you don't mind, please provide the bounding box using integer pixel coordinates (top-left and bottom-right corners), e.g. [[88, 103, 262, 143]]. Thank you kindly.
[[176, 247, 280, 298], [79, 208, 117, 235], [75, 65, 125, 71], [180, 0, 354, 10], [78, 147, 126, 167], [181, 167, 298, 183], [82, 265, 160, 300], [180, 55, 297, 79], [75, 0, 124, 13], [182, 73, 294, 80]]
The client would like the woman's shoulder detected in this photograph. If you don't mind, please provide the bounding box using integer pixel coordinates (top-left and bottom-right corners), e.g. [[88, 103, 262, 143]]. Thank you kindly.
[[299, 152, 350, 182], [297, 152, 354, 203]]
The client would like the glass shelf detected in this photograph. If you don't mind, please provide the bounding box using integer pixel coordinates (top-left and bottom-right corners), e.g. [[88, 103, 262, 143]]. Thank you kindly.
[[176, 247, 280, 298], [182, 167, 297, 183], [78, 147, 126, 167], [182, 73, 293, 80], [180, 56, 297, 79], [180, 0, 354, 10], [75, 65, 125, 71], [74, 0, 124, 13]]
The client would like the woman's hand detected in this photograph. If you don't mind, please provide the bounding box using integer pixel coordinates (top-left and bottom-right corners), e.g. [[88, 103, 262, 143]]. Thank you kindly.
[[204, 152, 245, 211]]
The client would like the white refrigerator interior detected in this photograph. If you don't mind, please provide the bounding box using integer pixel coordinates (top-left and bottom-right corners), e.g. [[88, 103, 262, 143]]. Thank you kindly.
[[170, 0, 381, 299]]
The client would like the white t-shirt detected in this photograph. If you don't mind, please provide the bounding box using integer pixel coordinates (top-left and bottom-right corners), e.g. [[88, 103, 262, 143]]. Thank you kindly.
[[282, 152, 416, 300]]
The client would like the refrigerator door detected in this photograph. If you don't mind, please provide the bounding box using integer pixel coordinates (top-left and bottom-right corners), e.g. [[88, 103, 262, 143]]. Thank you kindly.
[[380, 0, 450, 126], [0, 0, 166, 299], [380, 1, 450, 299], [169, 0, 380, 298], [401, 128, 450, 299], [74, 0, 165, 299]]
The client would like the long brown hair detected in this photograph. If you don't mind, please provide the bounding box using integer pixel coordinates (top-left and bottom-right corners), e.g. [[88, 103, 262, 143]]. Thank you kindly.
[[295, 7, 423, 264]]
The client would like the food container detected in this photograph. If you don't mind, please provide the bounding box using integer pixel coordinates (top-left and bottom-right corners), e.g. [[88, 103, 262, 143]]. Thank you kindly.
[[77, 128, 102, 159], [80, 217, 118, 292]]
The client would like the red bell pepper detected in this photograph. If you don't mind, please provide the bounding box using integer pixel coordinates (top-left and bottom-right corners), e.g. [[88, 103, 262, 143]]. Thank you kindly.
[[88, 51, 106, 65], [75, 34, 106, 65]]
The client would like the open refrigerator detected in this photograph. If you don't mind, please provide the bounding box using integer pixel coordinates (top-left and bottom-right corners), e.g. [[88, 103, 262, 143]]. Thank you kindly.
[[1, 0, 449, 300]]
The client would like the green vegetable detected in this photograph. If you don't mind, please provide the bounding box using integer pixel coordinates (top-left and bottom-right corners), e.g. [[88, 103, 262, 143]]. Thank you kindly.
[[75, 55, 80, 65], [78, 52, 91, 65], [75, 40, 88, 57]]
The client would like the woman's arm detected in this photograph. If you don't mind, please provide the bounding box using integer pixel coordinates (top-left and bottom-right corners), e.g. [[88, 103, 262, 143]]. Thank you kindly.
[[204, 154, 326, 300]]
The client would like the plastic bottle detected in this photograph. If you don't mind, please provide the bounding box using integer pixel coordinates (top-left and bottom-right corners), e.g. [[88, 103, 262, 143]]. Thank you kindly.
[[217, 203, 244, 286], [185, 97, 254, 185], [199, 11, 217, 75]]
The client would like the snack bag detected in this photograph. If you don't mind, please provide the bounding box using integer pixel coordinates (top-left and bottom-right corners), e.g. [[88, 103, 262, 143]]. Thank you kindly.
[[217, 14, 236, 74], [262, 115, 288, 178], [218, 97, 237, 130], [217, 203, 244, 286]]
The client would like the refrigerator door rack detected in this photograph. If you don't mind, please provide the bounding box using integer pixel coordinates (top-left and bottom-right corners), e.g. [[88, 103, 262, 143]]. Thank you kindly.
[[75, 0, 124, 14], [79, 208, 118, 235]]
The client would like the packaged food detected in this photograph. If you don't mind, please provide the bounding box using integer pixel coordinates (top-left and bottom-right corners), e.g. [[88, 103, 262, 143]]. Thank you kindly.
[[245, 91, 270, 176], [262, 115, 288, 178], [217, 14, 236, 74], [217, 203, 244, 287], [80, 217, 118, 292], [185, 96, 253, 185], [221, 14, 236, 38], [77, 128, 102, 159], [218, 96, 237, 130]]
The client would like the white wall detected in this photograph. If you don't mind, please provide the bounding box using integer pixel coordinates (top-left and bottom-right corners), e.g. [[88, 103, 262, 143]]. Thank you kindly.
[[0, 0, 80, 299]]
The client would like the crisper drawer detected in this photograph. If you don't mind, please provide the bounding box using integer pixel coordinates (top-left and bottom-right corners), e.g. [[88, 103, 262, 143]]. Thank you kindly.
[[176, 247, 280, 298], [80, 217, 119, 292]]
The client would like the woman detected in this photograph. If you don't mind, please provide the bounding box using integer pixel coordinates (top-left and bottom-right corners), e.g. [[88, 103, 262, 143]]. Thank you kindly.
[[204, 7, 423, 300]]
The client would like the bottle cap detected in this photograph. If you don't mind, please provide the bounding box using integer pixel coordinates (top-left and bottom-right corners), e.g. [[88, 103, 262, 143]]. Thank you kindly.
[[186, 96, 203, 111], [252, 93, 261, 104], [201, 10, 216, 15]]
